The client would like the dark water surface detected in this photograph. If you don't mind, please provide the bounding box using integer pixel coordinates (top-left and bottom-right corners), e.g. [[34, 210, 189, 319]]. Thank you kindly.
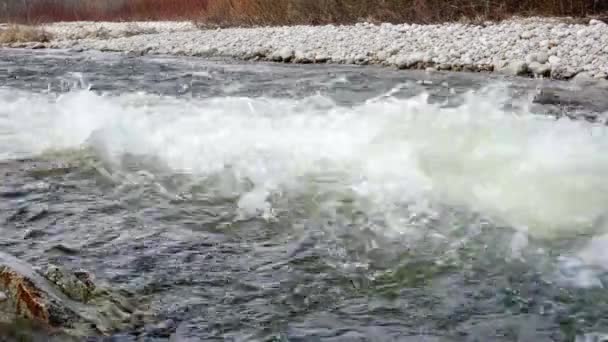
[[1, 49, 608, 341]]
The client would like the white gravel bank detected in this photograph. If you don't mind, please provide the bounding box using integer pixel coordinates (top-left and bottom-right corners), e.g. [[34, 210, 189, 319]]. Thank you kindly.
[[7, 19, 608, 80]]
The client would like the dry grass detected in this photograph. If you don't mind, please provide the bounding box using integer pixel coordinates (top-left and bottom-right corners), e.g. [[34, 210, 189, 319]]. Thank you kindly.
[[2, 0, 209, 23], [1, 0, 606, 25], [58, 23, 159, 40], [0, 25, 52, 44], [196, 0, 608, 26]]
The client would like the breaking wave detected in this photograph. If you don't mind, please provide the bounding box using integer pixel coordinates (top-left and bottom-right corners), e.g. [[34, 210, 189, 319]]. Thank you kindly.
[[1, 86, 608, 238]]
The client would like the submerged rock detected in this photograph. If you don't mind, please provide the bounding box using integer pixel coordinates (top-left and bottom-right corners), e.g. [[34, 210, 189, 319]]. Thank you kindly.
[[0, 251, 147, 337], [43, 265, 96, 303]]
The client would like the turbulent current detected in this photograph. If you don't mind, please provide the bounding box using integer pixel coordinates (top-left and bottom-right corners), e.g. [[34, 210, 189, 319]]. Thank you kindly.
[[1, 49, 608, 341]]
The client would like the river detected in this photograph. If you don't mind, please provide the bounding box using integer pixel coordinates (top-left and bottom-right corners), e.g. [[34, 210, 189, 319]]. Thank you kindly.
[[1, 49, 608, 341]]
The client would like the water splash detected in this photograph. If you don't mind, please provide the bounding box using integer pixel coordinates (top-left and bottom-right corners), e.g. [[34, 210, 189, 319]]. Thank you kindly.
[[1, 86, 608, 241]]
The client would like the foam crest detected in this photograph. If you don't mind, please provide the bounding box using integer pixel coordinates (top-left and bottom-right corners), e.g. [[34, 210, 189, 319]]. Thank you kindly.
[[1, 87, 607, 237]]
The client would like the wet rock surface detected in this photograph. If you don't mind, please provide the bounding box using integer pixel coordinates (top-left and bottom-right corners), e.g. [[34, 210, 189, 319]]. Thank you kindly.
[[0, 252, 146, 338]]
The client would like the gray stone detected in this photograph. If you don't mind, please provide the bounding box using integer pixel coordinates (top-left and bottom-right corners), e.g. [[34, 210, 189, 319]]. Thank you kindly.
[[395, 56, 409, 69], [314, 53, 330, 63], [350, 54, 367, 64], [572, 48, 585, 56], [0, 252, 149, 337], [526, 53, 538, 64], [293, 50, 312, 63], [10, 42, 27, 48], [278, 47, 294, 62], [551, 66, 577, 79], [387, 47, 400, 56], [437, 63, 452, 70], [536, 52, 549, 64], [573, 71, 596, 83], [408, 52, 425, 64], [590, 19, 605, 26], [128, 49, 146, 57], [548, 55, 561, 65], [577, 28, 588, 37], [436, 53, 449, 64], [376, 51, 388, 61], [43, 265, 95, 303], [395, 52, 424, 69], [595, 72, 607, 79], [520, 31, 534, 39], [529, 62, 551, 76], [269, 51, 281, 61], [503, 61, 529, 76], [493, 60, 508, 72]]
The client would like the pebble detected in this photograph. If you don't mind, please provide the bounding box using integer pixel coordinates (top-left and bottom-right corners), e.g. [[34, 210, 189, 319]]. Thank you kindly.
[[0, 291, 6, 302], [30, 18, 608, 81]]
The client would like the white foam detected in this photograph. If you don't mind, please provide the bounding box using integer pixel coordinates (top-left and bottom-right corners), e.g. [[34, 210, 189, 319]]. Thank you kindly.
[[1, 86, 608, 239]]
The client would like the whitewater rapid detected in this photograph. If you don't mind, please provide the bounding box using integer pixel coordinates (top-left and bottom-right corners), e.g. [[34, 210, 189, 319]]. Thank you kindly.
[[1, 86, 607, 241]]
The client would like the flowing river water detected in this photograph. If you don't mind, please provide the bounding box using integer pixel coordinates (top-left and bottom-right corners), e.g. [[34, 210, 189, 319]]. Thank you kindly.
[[1, 49, 608, 341]]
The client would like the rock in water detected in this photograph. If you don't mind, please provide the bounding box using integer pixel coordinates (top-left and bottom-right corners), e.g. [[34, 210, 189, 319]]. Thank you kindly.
[[503, 61, 529, 76], [528, 62, 551, 77], [278, 47, 294, 62], [43, 265, 96, 303], [0, 252, 145, 337]]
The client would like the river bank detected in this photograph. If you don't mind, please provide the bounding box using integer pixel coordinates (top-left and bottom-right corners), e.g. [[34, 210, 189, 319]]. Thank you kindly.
[[1, 18, 607, 81]]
